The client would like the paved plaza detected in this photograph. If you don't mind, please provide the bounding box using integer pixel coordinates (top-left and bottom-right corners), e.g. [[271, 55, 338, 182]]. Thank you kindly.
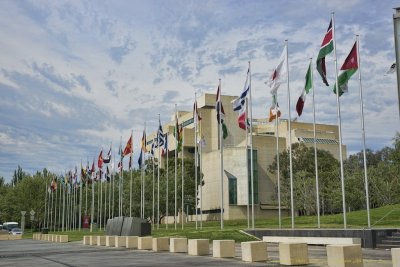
[[0, 239, 393, 266]]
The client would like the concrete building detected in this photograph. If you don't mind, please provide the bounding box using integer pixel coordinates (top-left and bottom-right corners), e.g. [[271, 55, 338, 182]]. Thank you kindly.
[[147, 93, 346, 221]]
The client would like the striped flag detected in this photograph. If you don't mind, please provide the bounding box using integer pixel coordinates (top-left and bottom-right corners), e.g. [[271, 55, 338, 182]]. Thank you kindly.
[[232, 68, 250, 130]]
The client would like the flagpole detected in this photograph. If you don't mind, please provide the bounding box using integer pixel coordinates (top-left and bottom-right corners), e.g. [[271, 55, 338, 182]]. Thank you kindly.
[[194, 93, 198, 230], [181, 125, 185, 230], [310, 58, 321, 228], [119, 136, 122, 217], [112, 154, 115, 218], [91, 160, 95, 232], [332, 12, 347, 229], [55, 178, 58, 231], [152, 137, 155, 229], [79, 170, 82, 231], [174, 104, 178, 229], [142, 123, 146, 219], [356, 35, 371, 228], [166, 133, 169, 229], [62, 177, 65, 232], [285, 40, 295, 229], [248, 61, 255, 230], [199, 111, 203, 229], [219, 78, 224, 230], [275, 98, 281, 229], [50, 186, 54, 231], [157, 114, 161, 229], [245, 97, 250, 229], [85, 164, 88, 216], [58, 179, 62, 231], [99, 168, 102, 230], [130, 130, 133, 218], [44, 183, 47, 230]]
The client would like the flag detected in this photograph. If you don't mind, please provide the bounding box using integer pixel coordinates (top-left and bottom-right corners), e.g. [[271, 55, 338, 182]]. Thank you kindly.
[[386, 63, 396, 74], [156, 119, 165, 147], [138, 129, 147, 168], [51, 177, 57, 192], [232, 68, 250, 130], [269, 94, 281, 122], [123, 134, 133, 157], [296, 62, 313, 117], [128, 153, 132, 170], [333, 41, 358, 96], [174, 113, 183, 152], [103, 145, 111, 164], [81, 163, 86, 184], [162, 134, 168, 156], [316, 19, 334, 86], [138, 150, 144, 167], [98, 149, 103, 169], [267, 44, 287, 95], [91, 160, 95, 180], [141, 130, 147, 153], [106, 166, 111, 181], [118, 161, 123, 172], [150, 141, 155, 157], [193, 100, 202, 126], [215, 85, 228, 139]]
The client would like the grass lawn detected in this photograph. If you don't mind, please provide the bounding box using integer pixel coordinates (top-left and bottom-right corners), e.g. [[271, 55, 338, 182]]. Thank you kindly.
[[24, 204, 400, 242]]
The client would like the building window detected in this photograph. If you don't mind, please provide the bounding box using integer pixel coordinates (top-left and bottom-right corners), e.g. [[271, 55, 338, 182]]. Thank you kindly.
[[248, 149, 259, 204], [228, 178, 237, 205]]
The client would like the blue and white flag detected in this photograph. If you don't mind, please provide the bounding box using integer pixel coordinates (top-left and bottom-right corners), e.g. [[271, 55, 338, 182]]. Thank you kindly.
[[232, 68, 250, 112], [156, 119, 164, 148]]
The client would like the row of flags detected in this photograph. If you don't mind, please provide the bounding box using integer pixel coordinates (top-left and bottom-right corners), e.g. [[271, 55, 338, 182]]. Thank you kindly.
[[262, 18, 363, 123]]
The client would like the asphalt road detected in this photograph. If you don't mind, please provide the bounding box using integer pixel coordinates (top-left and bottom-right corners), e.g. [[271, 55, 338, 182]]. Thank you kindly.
[[0, 239, 393, 266]]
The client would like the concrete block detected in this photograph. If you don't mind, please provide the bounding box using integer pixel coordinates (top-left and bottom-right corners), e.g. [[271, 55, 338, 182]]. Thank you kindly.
[[213, 240, 235, 258], [41, 234, 47, 241], [152, 237, 169, 252], [106, 236, 116, 247], [89, 236, 97, 245], [279, 242, 309, 265], [8, 235, 22, 240], [327, 244, 363, 267], [126, 236, 138, 249], [115, 236, 126, 247], [83, 236, 90, 245], [188, 239, 209, 256], [59, 235, 68, 243], [138, 236, 153, 250], [97, 236, 106, 246], [170, 238, 188, 253], [241, 241, 268, 262], [0, 235, 8, 240], [391, 248, 400, 267]]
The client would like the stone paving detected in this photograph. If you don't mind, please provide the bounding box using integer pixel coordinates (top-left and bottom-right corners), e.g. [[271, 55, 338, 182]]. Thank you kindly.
[[0, 239, 393, 266]]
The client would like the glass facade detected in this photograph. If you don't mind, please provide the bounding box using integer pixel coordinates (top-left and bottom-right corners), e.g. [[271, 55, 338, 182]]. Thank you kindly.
[[228, 177, 237, 205]]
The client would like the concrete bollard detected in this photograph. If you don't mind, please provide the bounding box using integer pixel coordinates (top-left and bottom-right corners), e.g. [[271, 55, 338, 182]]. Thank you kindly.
[[89, 236, 98, 245], [138, 236, 153, 250], [279, 242, 309, 266], [97, 236, 106, 246], [126, 236, 138, 249], [391, 248, 400, 267], [152, 237, 169, 252], [241, 241, 268, 262], [326, 244, 363, 267], [188, 239, 209, 256], [212, 240, 235, 258], [83, 236, 90, 245], [59, 235, 68, 243], [115, 236, 126, 248], [170, 238, 188, 253], [106, 236, 116, 247]]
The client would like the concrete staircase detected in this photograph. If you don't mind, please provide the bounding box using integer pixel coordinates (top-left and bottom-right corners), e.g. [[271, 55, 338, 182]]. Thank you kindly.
[[376, 230, 400, 249]]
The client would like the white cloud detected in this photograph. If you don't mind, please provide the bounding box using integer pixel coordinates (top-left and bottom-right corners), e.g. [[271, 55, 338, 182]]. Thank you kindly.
[[0, 0, 399, 181]]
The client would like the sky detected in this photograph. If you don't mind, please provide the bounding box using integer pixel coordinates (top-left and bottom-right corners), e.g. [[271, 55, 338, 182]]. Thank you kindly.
[[0, 0, 399, 182]]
